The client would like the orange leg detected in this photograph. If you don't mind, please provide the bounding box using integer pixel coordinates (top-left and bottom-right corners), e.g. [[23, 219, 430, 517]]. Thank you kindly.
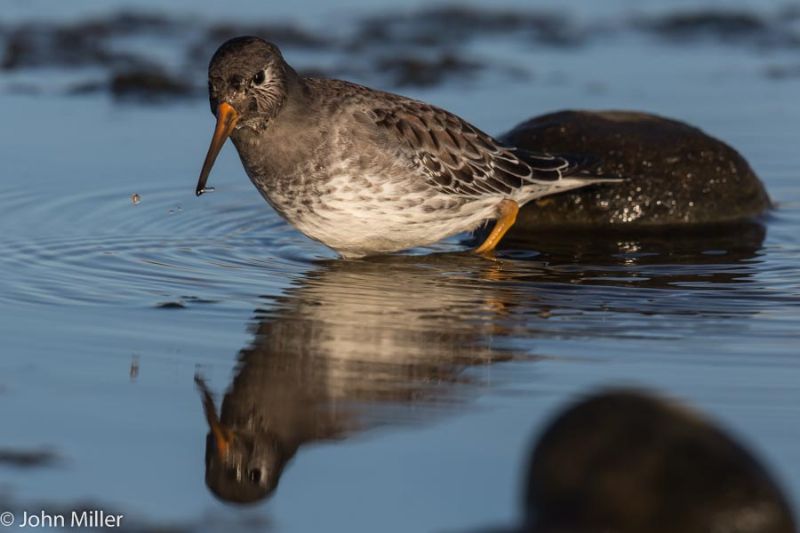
[[474, 199, 519, 254]]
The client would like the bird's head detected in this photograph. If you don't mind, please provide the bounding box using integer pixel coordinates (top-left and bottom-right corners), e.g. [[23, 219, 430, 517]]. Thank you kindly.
[[196, 37, 289, 196], [195, 374, 287, 504], [203, 429, 287, 505]]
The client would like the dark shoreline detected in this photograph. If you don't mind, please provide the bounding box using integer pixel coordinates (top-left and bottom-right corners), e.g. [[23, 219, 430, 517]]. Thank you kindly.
[[2, 5, 800, 101]]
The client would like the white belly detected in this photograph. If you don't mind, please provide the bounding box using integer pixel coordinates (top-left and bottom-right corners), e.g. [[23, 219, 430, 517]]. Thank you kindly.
[[265, 176, 502, 258]]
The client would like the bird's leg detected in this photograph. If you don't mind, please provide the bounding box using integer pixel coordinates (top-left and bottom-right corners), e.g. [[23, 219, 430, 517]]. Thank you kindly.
[[474, 199, 519, 254]]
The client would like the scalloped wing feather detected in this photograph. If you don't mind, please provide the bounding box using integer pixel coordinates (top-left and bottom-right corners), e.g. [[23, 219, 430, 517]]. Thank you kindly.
[[370, 101, 601, 198]]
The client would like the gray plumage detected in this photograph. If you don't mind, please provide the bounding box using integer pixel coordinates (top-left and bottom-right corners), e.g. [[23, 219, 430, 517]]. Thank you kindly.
[[201, 36, 615, 257]]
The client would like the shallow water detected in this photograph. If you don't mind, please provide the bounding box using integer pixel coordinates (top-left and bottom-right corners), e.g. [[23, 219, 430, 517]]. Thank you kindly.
[[1, 1, 800, 531]]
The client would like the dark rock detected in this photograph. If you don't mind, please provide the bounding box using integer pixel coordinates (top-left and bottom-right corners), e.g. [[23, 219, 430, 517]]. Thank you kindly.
[[155, 301, 186, 309], [0, 16, 162, 71], [353, 6, 579, 50], [90, 10, 178, 35], [635, 9, 800, 48], [205, 23, 330, 49], [374, 53, 483, 88], [499, 110, 771, 231], [524, 389, 796, 533], [0, 448, 60, 469], [640, 10, 767, 40], [110, 68, 195, 101], [2, 24, 110, 70]]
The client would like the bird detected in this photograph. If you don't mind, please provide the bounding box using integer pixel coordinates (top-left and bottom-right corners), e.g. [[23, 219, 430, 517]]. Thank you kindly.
[[195, 36, 619, 258]]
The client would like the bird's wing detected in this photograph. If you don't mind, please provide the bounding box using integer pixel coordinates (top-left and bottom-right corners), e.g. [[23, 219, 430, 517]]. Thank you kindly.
[[366, 100, 599, 198]]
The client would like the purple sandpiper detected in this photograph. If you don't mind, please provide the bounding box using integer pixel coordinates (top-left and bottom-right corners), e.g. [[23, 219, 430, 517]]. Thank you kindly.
[[196, 37, 618, 258]]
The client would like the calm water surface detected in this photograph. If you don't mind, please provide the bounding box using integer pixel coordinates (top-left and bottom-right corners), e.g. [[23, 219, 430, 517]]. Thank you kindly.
[[1, 1, 799, 531]]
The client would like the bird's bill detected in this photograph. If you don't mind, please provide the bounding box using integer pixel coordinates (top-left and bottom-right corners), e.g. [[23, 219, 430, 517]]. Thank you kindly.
[[207, 412, 232, 460], [196, 102, 239, 196], [195, 375, 233, 460]]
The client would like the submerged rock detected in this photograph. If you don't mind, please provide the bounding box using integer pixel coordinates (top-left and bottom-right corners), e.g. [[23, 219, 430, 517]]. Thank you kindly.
[[0, 448, 60, 468], [354, 6, 579, 49], [522, 389, 796, 533], [109, 68, 195, 101], [374, 52, 483, 88], [640, 10, 767, 40], [0, 12, 171, 71], [500, 110, 771, 232]]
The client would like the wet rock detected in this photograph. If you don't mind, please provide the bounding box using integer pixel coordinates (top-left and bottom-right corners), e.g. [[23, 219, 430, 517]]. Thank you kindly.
[[642, 10, 767, 40], [374, 53, 482, 88], [67, 67, 196, 101], [54, 11, 178, 39], [523, 389, 796, 533], [354, 6, 579, 50], [499, 110, 771, 231], [0, 14, 167, 71], [109, 68, 195, 101], [2, 6, 796, 102], [155, 301, 186, 309], [636, 9, 800, 48], [2, 24, 113, 70], [0, 448, 60, 468]]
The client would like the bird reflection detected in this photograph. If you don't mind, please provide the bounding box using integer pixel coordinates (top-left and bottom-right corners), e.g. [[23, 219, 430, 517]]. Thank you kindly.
[[195, 220, 768, 504], [195, 253, 523, 504]]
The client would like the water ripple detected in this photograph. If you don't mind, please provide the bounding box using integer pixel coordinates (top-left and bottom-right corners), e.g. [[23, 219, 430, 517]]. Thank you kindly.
[[1, 183, 799, 338], [0, 184, 319, 309]]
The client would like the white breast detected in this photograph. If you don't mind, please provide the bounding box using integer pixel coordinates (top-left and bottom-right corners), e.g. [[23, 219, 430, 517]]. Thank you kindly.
[[274, 173, 501, 257]]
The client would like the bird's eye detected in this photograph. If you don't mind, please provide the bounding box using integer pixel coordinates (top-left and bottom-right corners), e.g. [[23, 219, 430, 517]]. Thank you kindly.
[[252, 71, 266, 85], [248, 469, 262, 484]]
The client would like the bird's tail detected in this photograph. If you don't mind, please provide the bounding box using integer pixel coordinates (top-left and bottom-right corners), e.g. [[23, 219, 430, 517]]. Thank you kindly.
[[513, 148, 623, 183]]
